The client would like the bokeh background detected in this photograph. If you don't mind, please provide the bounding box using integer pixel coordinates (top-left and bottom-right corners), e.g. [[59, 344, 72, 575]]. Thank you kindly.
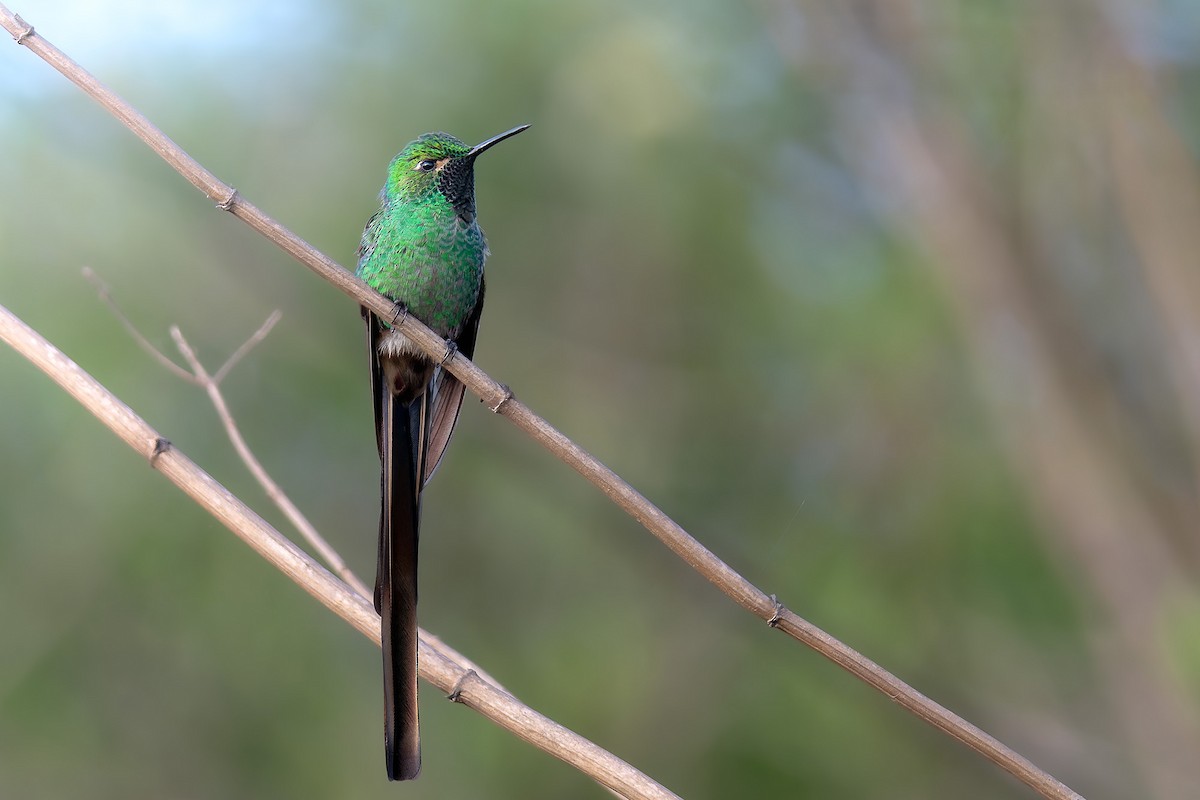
[[3, 2, 1200, 798]]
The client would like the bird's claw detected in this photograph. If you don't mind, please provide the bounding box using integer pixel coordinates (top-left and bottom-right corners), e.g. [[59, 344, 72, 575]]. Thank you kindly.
[[390, 302, 410, 328], [440, 340, 459, 366]]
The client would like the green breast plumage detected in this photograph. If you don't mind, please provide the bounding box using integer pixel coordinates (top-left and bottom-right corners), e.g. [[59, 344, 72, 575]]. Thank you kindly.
[[357, 192, 486, 339]]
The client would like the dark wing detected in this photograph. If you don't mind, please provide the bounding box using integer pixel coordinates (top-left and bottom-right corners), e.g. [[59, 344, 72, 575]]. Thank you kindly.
[[422, 278, 485, 486], [357, 207, 382, 267], [363, 308, 385, 459]]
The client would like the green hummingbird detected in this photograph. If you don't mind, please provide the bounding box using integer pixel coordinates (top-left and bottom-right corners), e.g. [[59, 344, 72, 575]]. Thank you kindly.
[[355, 124, 529, 781]]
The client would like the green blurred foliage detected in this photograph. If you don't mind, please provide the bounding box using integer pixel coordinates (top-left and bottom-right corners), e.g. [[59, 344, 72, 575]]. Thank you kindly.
[[2, 1, 1199, 798]]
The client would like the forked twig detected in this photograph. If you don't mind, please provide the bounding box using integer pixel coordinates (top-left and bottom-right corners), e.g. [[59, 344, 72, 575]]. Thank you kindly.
[[82, 266, 197, 383], [84, 269, 507, 689], [212, 312, 277, 386], [81, 270, 369, 591], [0, 7, 1082, 799]]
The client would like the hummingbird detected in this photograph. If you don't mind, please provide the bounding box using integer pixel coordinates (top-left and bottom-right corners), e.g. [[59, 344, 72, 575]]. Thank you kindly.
[[355, 124, 529, 781]]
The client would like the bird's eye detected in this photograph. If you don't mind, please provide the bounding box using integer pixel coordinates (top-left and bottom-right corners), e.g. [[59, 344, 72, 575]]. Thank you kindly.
[[415, 159, 437, 172]]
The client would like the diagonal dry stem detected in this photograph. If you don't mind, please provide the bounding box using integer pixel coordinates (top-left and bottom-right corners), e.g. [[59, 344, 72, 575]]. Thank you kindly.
[[0, 302, 668, 800], [82, 268, 510, 689]]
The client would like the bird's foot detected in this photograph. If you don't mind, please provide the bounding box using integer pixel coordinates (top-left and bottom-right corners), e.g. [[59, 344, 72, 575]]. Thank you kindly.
[[439, 339, 459, 366], [390, 302, 410, 328]]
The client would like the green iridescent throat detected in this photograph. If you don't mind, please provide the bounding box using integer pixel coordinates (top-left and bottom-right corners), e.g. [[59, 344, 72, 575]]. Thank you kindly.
[[356, 132, 486, 339]]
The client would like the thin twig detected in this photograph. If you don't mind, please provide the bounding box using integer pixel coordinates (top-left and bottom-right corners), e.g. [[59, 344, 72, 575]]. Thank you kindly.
[[0, 8, 1082, 799], [0, 302, 674, 800], [82, 267, 197, 383], [85, 270, 512, 694], [82, 266, 370, 595], [212, 309, 280, 386], [169, 323, 375, 599]]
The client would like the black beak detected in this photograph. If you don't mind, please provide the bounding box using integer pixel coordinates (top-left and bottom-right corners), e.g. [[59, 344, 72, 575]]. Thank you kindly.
[[466, 124, 531, 160]]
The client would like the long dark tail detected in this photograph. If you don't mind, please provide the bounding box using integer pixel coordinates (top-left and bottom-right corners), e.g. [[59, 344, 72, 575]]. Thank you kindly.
[[376, 387, 423, 781]]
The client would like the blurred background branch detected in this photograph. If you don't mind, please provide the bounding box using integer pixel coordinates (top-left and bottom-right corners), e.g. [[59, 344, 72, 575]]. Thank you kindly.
[[773, 3, 1200, 797]]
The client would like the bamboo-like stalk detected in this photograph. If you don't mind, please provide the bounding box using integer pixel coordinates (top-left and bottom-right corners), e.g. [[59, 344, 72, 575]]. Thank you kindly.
[[0, 302, 671, 800]]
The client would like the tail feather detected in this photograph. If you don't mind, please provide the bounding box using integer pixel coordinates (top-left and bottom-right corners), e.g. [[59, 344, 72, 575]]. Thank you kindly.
[[364, 300, 469, 781], [378, 386, 424, 781]]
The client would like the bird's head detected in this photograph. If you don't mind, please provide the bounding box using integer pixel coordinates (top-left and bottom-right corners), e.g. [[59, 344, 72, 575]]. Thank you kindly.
[[384, 125, 529, 222]]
